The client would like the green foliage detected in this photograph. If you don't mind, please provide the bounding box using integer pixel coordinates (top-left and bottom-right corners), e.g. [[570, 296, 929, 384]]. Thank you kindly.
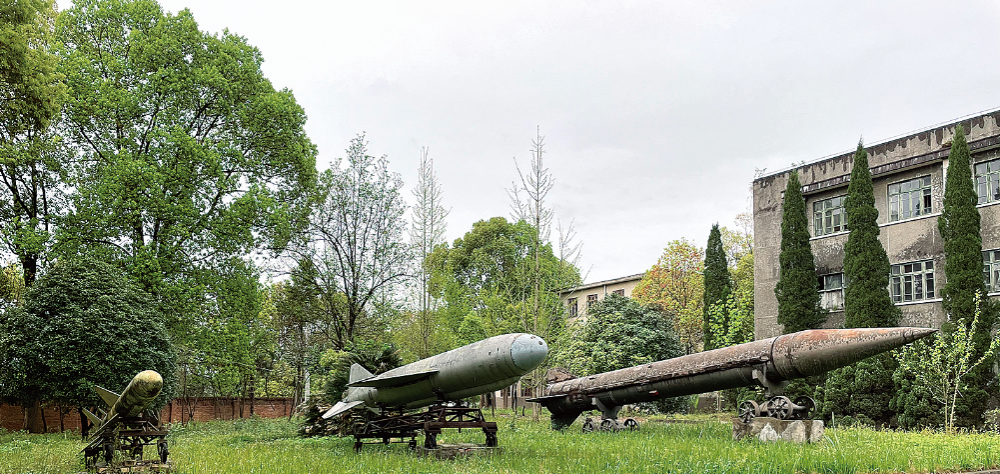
[[937, 124, 997, 426], [552, 293, 686, 413], [843, 141, 899, 328], [321, 340, 402, 404], [827, 141, 900, 426], [774, 170, 825, 333], [895, 294, 999, 431], [702, 224, 731, 350], [0, 257, 176, 411], [0, 0, 64, 140], [297, 133, 409, 350], [631, 239, 704, 353], [427, 217, 579, 345], [53, 0, 317, 338]]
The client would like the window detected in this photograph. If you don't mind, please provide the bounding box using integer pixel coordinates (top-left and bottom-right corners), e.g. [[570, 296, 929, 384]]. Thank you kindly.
[[587, 294, 598, 308], [891, 260, 935, 303], [975, 158, 1000, 205], [813, 195, 848, 236], [818, 273, 845, 310], [612, 289, 625, 297], [567, 298, 578, 317], [984, 250, 1000, 293], [888, 176, 932, 221]]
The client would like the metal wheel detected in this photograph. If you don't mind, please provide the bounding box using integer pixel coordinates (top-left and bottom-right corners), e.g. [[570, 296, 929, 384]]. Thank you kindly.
[[599, 418, 620, 432], [424, 432, 437, 449], [765, 396, 793, 420], [738, 400, 760, 424], [582, 418, 595, 433], [353, 440, 363, 452], [485, 431, 498, 447], [794, 396, 816, 419], [623, 418, 639, 431], [408, 439, 417, 450]]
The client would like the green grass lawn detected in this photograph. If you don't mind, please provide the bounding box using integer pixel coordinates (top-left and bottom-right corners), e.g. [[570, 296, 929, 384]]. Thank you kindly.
[[2, 413, 999, 473]]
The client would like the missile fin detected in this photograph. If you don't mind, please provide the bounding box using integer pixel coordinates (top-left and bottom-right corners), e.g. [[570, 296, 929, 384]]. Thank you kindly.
[[348, 369, 439, 388], [321, 400, 363, 419], [82, 407, 103, 428], [348, 364, 374, 384], [94, 385, 120, 408]]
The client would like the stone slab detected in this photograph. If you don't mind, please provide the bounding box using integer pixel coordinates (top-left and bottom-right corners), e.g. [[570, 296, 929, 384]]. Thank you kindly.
[[415, 443, 501, 460], [732, 417, 824, 443]]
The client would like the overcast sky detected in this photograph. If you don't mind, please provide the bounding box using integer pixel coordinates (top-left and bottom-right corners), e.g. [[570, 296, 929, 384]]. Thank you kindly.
[[113, 0, 1000, 282]]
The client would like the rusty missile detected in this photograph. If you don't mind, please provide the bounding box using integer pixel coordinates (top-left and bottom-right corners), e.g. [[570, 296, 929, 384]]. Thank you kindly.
[[528, 327, 936, 429]]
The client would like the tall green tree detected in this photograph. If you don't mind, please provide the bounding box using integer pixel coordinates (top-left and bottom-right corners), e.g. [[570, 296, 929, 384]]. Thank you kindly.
[[53, 0, 317, 339], [0, 257, 176, 434], [935, 124, 996, 425], [824, 141, 900, 425], [702, 224, 731, 350], [295, 134, 410, 350], [632, 239, 704, 353], [774, 170, 825, 333], [552, 293, 686, 414], [0, 0, 66, 287]]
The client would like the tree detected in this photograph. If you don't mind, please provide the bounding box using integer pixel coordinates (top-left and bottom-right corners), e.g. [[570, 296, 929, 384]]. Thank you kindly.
[[54, 0, 318, 338], [0, 0, 66, 287], [405, 146, 450, 359], [427, 217, 579, 344], [842, 141, 899, 329], [0, 257, 176, 434], [774, 170, 826, 333], [552, 293, 687, 413], [702, 224, 732, 350], [631, 239, 705, 354], [824, 140, 900, 425], [936, 123, 997, 426], [895, 294, 999, 432], [298, 133, 410, 350]]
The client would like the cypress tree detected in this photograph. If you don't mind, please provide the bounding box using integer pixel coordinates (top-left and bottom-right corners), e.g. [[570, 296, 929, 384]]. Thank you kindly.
[[937, 124, 996, 426], [774, 170, 826, 333], [823, 141, 900, 425], [842, 141, 900, 328], [703, 224, 731, 350]]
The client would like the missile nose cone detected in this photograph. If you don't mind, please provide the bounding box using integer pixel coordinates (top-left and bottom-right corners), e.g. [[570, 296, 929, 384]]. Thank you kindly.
[[133, 370, 164, 398], [511, 334, 548, 372], [771, 327, 937, 379]]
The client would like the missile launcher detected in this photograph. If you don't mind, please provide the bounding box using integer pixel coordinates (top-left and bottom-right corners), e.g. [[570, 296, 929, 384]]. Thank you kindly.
[[528, 327, 936, 431]]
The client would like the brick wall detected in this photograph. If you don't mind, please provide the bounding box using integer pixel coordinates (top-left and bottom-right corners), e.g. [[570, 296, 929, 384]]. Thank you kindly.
[[0, 397, 294, 433]]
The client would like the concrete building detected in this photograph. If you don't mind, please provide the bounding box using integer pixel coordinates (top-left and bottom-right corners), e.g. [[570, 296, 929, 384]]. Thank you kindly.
[[559, 273, 644, 320], [753, 109, 1000, 339]]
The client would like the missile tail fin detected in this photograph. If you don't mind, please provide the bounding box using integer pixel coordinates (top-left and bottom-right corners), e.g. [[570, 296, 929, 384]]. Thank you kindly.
[[348, 364, 374, 384], [82, 408, 102, 428], [94, 385, 120, 408], [322, 400, 363, 419]]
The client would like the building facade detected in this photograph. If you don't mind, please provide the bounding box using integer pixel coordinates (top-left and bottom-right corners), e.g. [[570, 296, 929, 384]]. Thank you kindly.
[[559, 273, 644, 321], [753, 109, 1000, 339]]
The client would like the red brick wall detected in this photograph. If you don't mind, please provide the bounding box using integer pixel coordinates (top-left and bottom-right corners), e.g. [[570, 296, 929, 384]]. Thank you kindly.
[[0, 397, 294, 433]]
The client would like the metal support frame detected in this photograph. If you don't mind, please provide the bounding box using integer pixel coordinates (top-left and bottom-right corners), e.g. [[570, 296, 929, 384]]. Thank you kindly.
[[350, 404, 498, 451], [82, 413, 169, 470]]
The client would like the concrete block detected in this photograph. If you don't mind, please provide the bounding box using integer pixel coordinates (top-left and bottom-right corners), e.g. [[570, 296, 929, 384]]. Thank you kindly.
[[733, 417, 825, 444]]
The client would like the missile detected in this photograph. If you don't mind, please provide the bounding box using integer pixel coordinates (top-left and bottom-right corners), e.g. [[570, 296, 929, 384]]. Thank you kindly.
[[527, 327, 936, 429], [82, 369, 164, 435], [323, 333, 548, 419]]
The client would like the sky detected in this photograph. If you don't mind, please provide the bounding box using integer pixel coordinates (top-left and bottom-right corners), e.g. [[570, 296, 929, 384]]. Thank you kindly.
[[86, 0, 1000, 282]]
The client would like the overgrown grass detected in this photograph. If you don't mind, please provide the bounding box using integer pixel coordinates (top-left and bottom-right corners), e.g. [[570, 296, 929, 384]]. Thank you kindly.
[[3, 412, 1000, 473]]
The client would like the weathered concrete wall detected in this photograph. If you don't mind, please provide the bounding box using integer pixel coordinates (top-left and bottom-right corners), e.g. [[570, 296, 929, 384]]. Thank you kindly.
[[754, 111, 1000, 339]]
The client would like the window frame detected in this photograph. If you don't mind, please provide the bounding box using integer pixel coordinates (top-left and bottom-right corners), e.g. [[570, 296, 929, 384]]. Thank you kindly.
[[587, 294, 598, 308], [818, 273, 846, 311], [984, 249, 1000, 294], [567, 298, 578, 317], [975, 158, 1000, 205], [890, 260, 935, 303], [888, 175, 933, 222], [812, 195, 848, 236]]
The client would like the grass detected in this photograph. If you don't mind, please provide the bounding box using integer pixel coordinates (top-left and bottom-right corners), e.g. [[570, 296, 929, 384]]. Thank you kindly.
[[2, 412, 1000, 473]]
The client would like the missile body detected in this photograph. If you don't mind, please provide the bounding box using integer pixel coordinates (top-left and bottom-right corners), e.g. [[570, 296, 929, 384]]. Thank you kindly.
[[528, 327, 935, 429], [83, 370, 164, 434], [323, 333, 548, 419]]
